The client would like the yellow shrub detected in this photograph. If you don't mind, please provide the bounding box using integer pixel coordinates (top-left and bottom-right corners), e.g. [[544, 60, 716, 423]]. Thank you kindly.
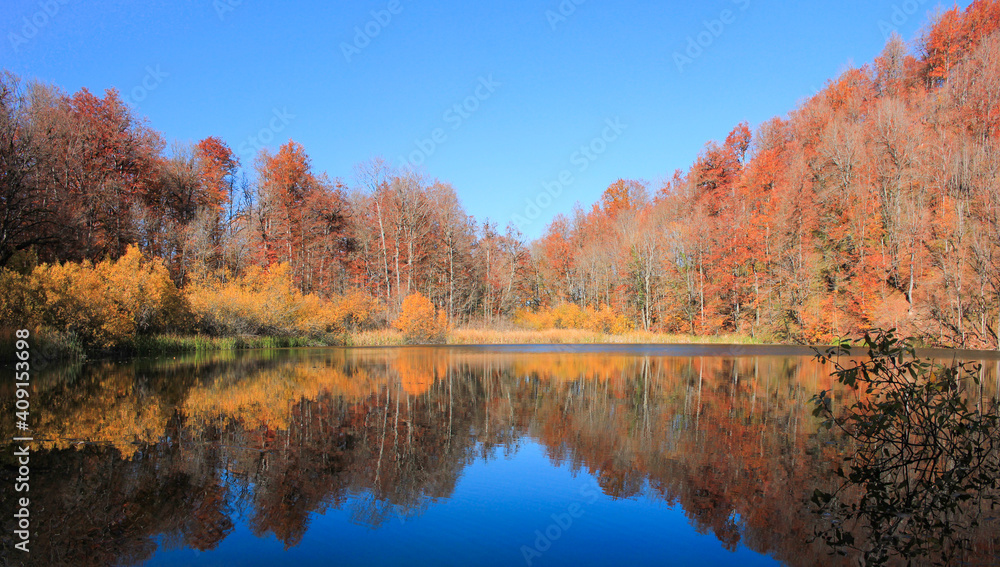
[[586, 304, 633, 334], [188, 264, 307, 335], [0, 246, 190, 348], [516, 303, 585, 330], [552, 303, 588, 329], [0, 269, 41, 329], [34, 258, 116, 345], [394, 293, 448, 344], [328, 289, 381, 332], [186, 264, 381, 337], [97, 246, 189, 336], [516, 302, 632, 334]]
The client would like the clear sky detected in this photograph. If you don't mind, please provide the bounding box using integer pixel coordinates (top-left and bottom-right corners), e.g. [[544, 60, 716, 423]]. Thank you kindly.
[[1, 0, 967, 239]]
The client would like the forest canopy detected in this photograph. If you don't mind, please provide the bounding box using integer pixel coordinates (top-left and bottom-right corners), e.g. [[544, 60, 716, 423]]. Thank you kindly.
[[2, 0, 1000, 348]]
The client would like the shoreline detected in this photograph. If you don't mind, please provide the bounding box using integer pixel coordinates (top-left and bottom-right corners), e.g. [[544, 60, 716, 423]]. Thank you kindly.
[[12, 327, 999, 364]]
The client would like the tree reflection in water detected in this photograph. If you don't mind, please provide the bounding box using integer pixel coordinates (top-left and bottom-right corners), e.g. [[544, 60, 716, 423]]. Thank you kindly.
[[1, 347, 997, 566]]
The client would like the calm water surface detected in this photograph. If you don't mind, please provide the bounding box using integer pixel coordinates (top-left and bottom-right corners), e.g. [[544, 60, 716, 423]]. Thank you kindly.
[[2, 345, 998, 566]]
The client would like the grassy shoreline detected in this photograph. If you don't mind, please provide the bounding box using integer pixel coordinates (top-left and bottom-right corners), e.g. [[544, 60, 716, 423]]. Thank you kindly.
[[0, 330, 345, 362], [1, 327, 772, 362], [446, 328, 766, 346], [10, 327, 996, 363], [147, 328, 769, 350]]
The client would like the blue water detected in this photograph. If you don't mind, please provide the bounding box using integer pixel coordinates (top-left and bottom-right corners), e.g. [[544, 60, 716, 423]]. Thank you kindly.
[[143, 441, 778, 567], [19, 346, 966, 566]]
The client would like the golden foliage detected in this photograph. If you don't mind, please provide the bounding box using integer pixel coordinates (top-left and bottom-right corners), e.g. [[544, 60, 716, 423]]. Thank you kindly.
[[515, 302, 633, 334], [328, 289, 381, 332], [187, 263, 303, 335], [394, 292, 448, 344], [0, 252, 386, 346], [185, 264, 378, 337], [587, 304, 633, 334], [0, 245, 188, 348]]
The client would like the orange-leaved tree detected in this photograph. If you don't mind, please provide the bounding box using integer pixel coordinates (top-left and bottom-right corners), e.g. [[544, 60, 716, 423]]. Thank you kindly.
[[394, 292, 448, 344]]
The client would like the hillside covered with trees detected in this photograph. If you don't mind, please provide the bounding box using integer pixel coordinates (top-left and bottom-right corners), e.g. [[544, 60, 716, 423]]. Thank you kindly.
[[2, 0, 999, 349]]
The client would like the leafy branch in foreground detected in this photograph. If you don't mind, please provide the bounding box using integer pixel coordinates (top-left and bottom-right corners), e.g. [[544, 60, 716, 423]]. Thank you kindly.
[[809, 329, 1000, 566]]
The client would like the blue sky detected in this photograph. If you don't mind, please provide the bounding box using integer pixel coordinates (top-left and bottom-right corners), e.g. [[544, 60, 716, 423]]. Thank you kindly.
[[1, 0, 966, 239]]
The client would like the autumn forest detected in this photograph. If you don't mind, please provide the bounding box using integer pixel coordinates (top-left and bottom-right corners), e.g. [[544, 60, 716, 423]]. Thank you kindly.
[[3, 0, 1000, 351], [6, 3, 1000, 566]]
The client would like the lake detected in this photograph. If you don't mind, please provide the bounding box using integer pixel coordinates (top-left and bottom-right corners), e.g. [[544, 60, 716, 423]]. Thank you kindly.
[[2, 345, 998, 566]]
